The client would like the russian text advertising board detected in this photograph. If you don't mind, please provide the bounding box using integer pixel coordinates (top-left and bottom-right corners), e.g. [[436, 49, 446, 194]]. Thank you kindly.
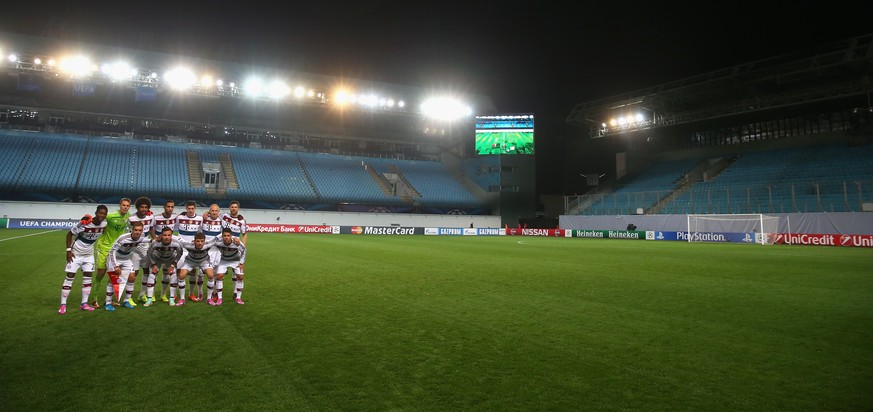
[[246, 224, 339, 234]]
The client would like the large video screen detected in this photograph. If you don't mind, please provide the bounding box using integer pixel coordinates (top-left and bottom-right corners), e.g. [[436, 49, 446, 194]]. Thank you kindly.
[[474, 114, 534, 155]]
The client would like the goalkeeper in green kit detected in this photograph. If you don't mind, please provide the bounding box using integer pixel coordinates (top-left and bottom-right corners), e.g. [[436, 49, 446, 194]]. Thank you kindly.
[[91, 197, 131, 307]]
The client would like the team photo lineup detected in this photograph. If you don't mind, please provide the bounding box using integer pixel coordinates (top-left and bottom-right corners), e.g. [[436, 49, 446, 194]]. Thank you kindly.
[[59, 196, 248, 314]]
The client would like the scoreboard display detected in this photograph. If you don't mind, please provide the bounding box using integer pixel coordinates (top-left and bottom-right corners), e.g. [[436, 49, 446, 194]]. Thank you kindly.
[[474, 114, 534, 155]]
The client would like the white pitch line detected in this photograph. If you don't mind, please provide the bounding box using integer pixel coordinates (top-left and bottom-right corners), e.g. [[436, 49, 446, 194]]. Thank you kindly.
[[0, 230, 60, 242]]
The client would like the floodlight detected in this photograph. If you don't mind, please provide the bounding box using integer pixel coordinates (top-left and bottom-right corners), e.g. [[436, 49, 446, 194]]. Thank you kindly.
[[293, 86, 305, 98], [267, 80, 290, 99], [200, 75, 213, 88], [635, 113, 645, 122], [398, 100, 405, 108], [386, 98, 395, 107], [33, 58, 42, 65], [617, 117, 627, 126], [334, 90, 349, 105], [216, 79, 224, 87], [58, 55, 94, 77], [307, 89, 315, 98], [47, 59, 56, 66], [420, 97, 472, 120], [102, 61, 135, 81], [243, 77, 264, 96], [7, 54, 17, 63], [164, 67, 197, 90]]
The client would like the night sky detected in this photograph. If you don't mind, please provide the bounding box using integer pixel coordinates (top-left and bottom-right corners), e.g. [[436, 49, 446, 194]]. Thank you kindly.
[[3, 1, 872, 195]]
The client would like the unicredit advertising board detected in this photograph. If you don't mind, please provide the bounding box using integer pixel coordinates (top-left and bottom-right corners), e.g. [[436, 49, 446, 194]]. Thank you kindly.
[[770, 233, 873, 247], [246, 224, 339, 234]]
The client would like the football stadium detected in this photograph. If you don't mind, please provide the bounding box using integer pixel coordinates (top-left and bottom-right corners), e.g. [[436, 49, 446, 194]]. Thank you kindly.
[[1, 20, 872, 412]]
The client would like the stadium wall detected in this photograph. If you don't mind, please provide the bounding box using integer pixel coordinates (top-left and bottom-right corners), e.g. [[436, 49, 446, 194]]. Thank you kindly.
[[0, 201, 500, 228], [559, 213, 873, 235]]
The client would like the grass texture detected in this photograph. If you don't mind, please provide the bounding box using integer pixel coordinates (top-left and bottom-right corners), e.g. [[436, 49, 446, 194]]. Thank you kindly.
[[1, 229, 871, 411]]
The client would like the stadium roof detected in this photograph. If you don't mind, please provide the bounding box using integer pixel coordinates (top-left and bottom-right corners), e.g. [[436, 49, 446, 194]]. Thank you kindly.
[[0, 30, 497, 117], [567, 33, 873, 138]]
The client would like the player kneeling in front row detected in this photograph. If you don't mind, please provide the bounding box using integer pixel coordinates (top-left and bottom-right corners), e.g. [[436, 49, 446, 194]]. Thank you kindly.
[[106, 222, 151, 310], [175, 232, 219, 306], [212, 228, 247, 305], [145, 227, 183, 307], [59, 205, 109, 314]]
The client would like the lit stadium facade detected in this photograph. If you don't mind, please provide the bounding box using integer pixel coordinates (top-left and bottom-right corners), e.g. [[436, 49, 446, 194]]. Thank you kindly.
[[0, 31, 540, 225]]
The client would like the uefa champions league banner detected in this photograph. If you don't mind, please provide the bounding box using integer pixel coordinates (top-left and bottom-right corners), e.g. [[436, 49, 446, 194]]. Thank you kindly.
[[645, 231, 757, 243], [6, 218, 79, 229]]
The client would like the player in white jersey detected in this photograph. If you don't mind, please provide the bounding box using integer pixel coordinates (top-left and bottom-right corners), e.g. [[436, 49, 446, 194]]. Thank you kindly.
[[176, 201, 203, 241], [58, 205, 108, 314], [199, 204, 224, 301], [105, 222, 150, 310], [220, 200, 247, 300], [143, 227, 183, 306], [128, 197, 155, 302], [211, 228, 247, 305], [175, 232, 220, 307], [177, 201, 205, 301], [152, 199, 178, 302], [220, 200, 247, 245]]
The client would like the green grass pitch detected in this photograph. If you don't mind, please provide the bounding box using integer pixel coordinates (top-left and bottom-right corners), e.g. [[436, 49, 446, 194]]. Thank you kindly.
[[1, 229, 871, 411], [475, 131, 534, 155]]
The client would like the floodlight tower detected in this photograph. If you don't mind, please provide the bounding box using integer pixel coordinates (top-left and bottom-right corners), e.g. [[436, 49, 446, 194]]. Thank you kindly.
[[420, 96, 474, 158]]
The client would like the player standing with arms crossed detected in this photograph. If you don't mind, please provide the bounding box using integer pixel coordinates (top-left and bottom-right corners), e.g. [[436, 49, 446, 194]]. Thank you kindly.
[[212, 228, 246, 305], [200, 204, 224, 302], [58, 205, 108, 314], [144, 227, 184, 306], [152, 199, 178, 302], [220, 200, 247, 303], [128, 197, 156, 303], [176, 201, 204, 303]]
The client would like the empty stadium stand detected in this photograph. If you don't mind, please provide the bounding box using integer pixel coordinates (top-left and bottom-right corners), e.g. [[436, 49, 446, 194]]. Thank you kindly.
[[572, 142, 873, 215], [0, 130, 485, 212]]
